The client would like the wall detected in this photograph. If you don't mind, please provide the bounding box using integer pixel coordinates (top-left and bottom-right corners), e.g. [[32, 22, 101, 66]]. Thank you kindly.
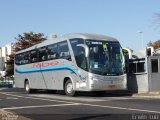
[[127, 73, 149, 93]]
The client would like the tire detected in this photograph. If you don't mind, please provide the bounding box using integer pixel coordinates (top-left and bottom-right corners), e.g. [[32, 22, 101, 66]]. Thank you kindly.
[[25, 81, 34, 94], [64, 79, 76, 97]]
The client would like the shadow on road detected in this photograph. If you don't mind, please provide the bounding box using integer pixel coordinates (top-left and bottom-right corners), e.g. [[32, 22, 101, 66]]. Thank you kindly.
[[0, 88, 133, 98], [20, 114, 131, 120], [0, 88, 25, 93]]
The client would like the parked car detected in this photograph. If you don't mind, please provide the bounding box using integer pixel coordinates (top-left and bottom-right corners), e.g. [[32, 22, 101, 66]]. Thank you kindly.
[[0, 80, 13, 88]]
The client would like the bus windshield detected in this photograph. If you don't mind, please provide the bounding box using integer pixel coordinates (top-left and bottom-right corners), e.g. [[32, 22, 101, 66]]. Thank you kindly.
[[86, 40, 125, 76]]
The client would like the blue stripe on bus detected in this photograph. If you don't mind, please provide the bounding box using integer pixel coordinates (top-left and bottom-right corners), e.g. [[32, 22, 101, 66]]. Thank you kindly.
[[15, 65, 77, 75]]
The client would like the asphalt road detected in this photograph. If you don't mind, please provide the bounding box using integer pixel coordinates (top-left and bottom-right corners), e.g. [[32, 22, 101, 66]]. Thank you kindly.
[[0, 88, 160, 120]]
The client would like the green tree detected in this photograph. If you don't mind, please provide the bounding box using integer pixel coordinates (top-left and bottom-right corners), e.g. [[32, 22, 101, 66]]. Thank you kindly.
[[5, 32, 47, 77]]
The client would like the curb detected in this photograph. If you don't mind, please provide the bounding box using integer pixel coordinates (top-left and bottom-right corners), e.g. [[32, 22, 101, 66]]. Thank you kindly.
[[0, 88, 6, 91], [132, 93, 160, 99]]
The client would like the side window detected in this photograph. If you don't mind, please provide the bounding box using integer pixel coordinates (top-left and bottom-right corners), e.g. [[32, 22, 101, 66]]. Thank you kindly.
[[70, 38, 84, 58], [22, 52, 30, 64], [30, 50, 38, 63], [129, 61, 146, 73], [137, 62, 145, 72], [129, 63, 136, 73], [58, 41, 71, 61], [70, 39, 88, 70], [38, 47, 48, 61], [19, 54, 24, 65], [48, 44, 58, 60], [15, 54, 23, 65], [151, 59, 158, 73], [15, 54, 19, 65]]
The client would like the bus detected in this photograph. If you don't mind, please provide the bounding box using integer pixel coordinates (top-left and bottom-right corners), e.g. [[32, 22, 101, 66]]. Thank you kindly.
[[14, 33, 127, 96]]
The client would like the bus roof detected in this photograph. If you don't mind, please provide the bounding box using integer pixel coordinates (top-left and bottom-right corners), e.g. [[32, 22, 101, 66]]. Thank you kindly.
[[62, 33, 118, 41], [16, 33, 118, 54]]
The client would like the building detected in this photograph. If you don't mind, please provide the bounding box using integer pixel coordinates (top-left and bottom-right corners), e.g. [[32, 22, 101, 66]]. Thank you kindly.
[[126, 47, 160, 93], [0, 43, 14, 77]]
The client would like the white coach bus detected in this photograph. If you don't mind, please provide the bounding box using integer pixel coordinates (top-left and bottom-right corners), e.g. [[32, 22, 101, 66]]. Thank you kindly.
[[14, 33, 127, 96]]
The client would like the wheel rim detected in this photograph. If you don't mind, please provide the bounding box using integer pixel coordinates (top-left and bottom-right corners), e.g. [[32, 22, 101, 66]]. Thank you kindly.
[[66, 82, 73, 94], [25, 83, 29, 92]]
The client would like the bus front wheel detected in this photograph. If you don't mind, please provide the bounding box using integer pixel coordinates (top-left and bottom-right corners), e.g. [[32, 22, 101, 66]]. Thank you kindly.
[[64, 79, 76, 97]]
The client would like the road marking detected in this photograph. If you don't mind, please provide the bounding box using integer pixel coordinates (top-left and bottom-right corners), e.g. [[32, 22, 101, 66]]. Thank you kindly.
[[6, 97, 18, 100], [3, 103, 80, 110], [29, 94, 107, 102], [0, 92, 79, 104], [1, 92, 160, 113], [80, 103, 160, 113], [102, 97, 141, 100]]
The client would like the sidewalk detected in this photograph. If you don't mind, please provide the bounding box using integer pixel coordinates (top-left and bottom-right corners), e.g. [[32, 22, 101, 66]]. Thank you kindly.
[[0, 110, 31, 120], [133, 92, 160, 99]]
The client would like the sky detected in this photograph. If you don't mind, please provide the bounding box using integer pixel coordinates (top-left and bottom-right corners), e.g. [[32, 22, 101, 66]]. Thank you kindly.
[[0, 0, 160, 50]]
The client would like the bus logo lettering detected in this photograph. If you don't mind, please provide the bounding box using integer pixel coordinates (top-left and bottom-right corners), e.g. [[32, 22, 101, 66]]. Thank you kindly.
[[33, 61, 59, 68]]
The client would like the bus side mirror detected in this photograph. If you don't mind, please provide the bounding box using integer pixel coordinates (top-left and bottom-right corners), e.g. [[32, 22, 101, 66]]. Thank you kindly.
[[122, 48, 132, 59], [77, 44, 89, 57]]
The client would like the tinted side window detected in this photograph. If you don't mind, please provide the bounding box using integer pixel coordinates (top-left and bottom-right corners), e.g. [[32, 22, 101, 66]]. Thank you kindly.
[[38, 47, 48, 61], [22, 52, 30, 64], [70, 39, 88, 70], [15, 54, 23, 65], [47, 44, 58, 60], [137, 62, 145, 72], [129, 63, 136, 73], [30, 50, 38, 63], [15, 54, 19, 65], [70, 38, 84, 58], [58, 41, 71, 61]]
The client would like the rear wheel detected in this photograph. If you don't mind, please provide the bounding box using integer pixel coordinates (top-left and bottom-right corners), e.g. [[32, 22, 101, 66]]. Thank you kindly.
[[25, 80, 34, 93], [64, 79, 76, 97]]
